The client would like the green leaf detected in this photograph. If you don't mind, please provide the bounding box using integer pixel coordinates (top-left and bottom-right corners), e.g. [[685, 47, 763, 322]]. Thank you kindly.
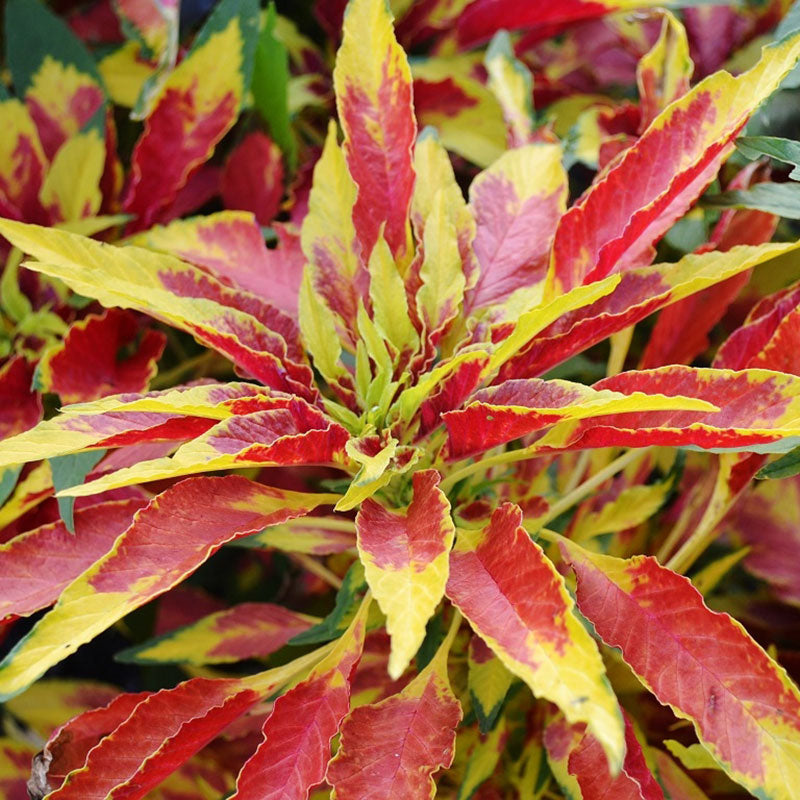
[[4, 0, 104, 95], [736, 136, 800, 179], [49, 450, 107, 533], [703, 183, 800, 219], [289, 560, 366, 646], [0, 465, 22, 508], [757, 445, 800, 479], [252, 2, 296, 170]]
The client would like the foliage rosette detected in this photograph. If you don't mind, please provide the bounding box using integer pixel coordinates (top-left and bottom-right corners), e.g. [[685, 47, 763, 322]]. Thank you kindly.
[[3, 1, 800, 799]]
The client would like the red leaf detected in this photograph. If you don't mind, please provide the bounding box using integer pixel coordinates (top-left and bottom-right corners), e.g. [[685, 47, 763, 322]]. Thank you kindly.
[[0, 357, 42, 439], [561, 541, 800, 799], [230, 599, 369, 799], [42, 309, 166, 404], [221, 132, 284, 226], [0, 497, 146, 621], [326, 640, 461, 799]]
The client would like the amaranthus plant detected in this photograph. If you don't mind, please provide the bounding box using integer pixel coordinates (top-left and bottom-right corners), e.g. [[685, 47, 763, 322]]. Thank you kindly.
[[5, 1, 800, 799]]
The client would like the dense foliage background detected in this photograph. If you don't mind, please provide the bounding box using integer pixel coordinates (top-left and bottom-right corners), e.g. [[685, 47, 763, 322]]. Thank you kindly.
[[5, 0, 800, 798]]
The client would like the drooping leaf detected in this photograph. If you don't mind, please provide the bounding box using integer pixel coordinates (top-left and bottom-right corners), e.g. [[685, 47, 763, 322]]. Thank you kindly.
[[356, 469, 454, 678], [562, 540, 800, 800], [0, 219, 315, 397], [0, 476, 337, 699], [333, 0, 416, 262], [61, 400, 349, 496], [549, 33, 800, 293], [0, 357, 42, 440], [458, 718, 508, 800], [230, 596, 370, 799], [117, 602, 317, 665], [535, 366, 800, 455], [128, 210, 304, 316], [326, 619, 462, 799], [0, 498, 145, 620], [123, 0, 260, 230], [454, 0, 662, 49], [446, 504, 625, 771], [500, 241, 800, 381], [444, 375, 716, 460], [43, 650, 327, 799]]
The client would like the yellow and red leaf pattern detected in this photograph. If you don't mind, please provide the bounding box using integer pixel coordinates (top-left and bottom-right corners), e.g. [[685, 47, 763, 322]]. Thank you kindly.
[[446, 504, 625, 770], [0, 477, 338, 699], [356, 469, 454, 678], [333, 0, 416, 262], [326, 617, 462, 799], [562, 540, 800, 800], [230, 597, 370, 800]]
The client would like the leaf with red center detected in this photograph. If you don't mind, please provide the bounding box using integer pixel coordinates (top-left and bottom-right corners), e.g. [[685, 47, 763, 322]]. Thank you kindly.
[[0, 497, 146, 621], [444, 375, 715, 460], [325, 621, 462, 800], [454, 0, 662, 48], [567, 715, 665, 800], [498, 241, 800, 381], [333, 0, 416, 262], [65, 399, 349, 495], [0, 357, 42, 440], [537, 366, 800, 454], [31, 690, 153, 793], [446, 504, 625, 770], [5, 0, 106, 160], [221, 131, 284, 226], [548, 33, 800, 293], [39, 309, 165, 404], [0, 99, 48, 222], [356, 470, 454, 678], [466, 143, 567, 316], [230, 597, 370, 800], [0, 475, 338, 699], [44, 649, 326, 800], [123, 0, 259, 231], [561, 539, 800, 800], [129, 211, 305, 318], [301, 121, 364, 343], [0, 219, 314, 397], [0, 380, 280, 469], [117, 602, 318, 665]]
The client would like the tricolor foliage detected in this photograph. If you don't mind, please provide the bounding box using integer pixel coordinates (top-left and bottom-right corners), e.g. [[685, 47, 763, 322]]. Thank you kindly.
[[3, 0, 800, 798]]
